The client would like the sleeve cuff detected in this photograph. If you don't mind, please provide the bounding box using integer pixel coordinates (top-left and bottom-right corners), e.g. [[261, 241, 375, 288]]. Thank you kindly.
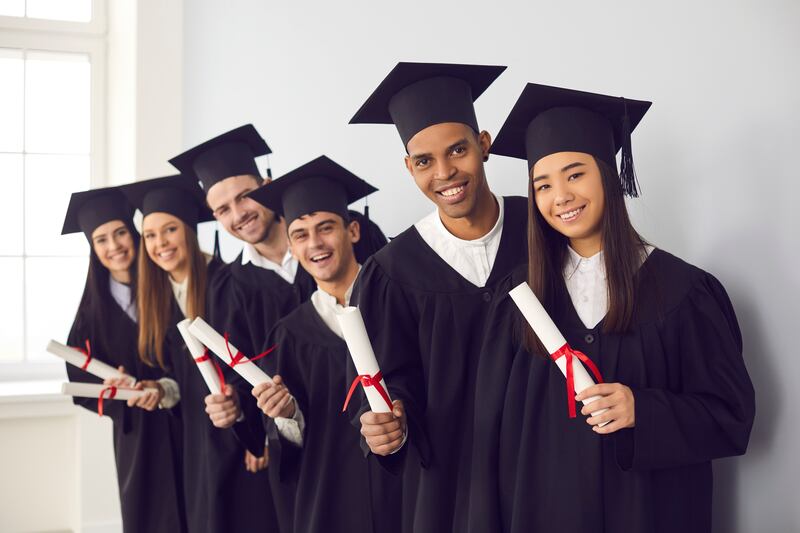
[[157, 378, 180, 409]]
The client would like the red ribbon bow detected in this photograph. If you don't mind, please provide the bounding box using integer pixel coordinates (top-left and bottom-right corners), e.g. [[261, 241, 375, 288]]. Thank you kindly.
[[75, 339, 92, 370], [550, 343, 604, 418], [97, 386, 117, 417], [342, 370, 393, 413], [195, 348, 227, 390], [223, 332, 276, 368]]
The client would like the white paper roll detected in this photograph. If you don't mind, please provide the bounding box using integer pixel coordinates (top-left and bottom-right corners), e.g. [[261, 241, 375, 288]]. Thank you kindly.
[[177, 319, 222, 394], [188, 317, 273, 387], [47, 340, 135, 384], [509, 282, 606, 418], [61, 382, 148, 400], [336, 307, 393, 413]]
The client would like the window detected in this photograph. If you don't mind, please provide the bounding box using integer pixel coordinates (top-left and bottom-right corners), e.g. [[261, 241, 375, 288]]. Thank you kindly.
[[0, 2, 105, 381]]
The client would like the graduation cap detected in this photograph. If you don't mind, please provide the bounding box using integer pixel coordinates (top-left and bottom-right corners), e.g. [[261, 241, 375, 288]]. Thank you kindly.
[[168, 124, 272, 192], [490, 83, 651, 197], [246, 155, 377, 228], [62, 186, 136, 240], [349, 62, 507, 148], [119, 174, 214, 228]]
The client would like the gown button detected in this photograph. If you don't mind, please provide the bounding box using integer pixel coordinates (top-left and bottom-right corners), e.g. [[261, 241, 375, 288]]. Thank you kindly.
[[584, 334, 595, 344], [482, 292, 492, 302]]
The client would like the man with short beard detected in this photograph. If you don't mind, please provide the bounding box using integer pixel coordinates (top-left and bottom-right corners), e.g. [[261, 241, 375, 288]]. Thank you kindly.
[[347, 62, 529, 532], [169, 124, 316, 533]]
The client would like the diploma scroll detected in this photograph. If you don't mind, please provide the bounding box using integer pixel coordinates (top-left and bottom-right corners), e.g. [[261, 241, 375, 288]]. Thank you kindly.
[[47, 340, 135, 384], [337, 307, 393, 414], [509, 282, 608, 421], [177, 319, 223, 395], [188, 317, 274, 387]]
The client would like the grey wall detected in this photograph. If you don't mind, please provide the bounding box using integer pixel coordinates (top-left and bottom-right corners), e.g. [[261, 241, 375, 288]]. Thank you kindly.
[[183, 1, 799, 531]]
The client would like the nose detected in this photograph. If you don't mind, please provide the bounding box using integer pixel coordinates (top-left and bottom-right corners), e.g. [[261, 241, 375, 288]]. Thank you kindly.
[[158, 231, 169, 248], [553, 183, 574, 207], [433, 159, 457, 181]]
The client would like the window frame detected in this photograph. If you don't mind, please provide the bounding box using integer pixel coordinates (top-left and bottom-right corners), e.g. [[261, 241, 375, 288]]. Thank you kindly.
[[0, 0, 107, 382]]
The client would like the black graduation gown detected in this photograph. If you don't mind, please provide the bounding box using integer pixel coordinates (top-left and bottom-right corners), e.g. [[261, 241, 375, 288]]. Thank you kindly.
[[165, 257, 278, 533], [206, 253, 316, 533], [260, 302, 402, 533], [349, 195, 529, 533], [66, 295, 187, 533], [469, 250, 755, 533]]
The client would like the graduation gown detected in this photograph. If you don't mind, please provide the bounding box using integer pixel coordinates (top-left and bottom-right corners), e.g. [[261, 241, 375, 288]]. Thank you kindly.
[[206, 253, 316, 533], [469, 250, 755, 533], [165, 257, 278, 533], [350, 195, 529, 533], [66, 293, 187, 533], [261, 302, 402, 533]]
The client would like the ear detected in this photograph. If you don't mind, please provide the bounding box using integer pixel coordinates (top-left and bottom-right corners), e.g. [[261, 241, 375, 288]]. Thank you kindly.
[[348, 219, 361, 244], [403, 154, 414, 177], [478, 130, 492, 162]]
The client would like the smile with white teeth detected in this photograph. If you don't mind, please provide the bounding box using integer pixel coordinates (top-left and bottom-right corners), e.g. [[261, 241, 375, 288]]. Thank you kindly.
[[107, 251, 126, 260], [558, 206, 584, 222], [157, 249, 177, 261], [237, 215, 257, 231], [310, 252, 332, 263], [439, 185, 465, 197]]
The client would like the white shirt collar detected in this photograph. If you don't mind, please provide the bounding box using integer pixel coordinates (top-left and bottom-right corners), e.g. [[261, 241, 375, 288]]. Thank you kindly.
[[310, 266, 361, 339], [414, 193, 505, 288], [169, 275, 189, 318], [241, 243, 298, 284], [108, 276, 137, 322], [564, 246, 606, 281]]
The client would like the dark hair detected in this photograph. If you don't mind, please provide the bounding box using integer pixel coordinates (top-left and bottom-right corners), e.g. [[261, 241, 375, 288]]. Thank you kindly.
[[71, 221, 140, 352], [523, 156, 648, 356]]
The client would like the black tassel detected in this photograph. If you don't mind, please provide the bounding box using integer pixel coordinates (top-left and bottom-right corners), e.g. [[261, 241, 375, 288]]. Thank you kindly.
[[266, 154, 273, 180], [213, 226, 221, 259], [364, 201, 370, 223], [619, 98, 640, 198]]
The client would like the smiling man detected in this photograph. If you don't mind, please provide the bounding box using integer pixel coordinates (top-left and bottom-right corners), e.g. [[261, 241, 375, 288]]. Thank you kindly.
[[169, 124, 316, 533], [245, 155, 396, 533], [347, 62, 529, 532]]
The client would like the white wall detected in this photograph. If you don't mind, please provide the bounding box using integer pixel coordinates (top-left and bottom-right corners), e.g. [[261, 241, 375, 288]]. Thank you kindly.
[[183, 2, 799, 531]]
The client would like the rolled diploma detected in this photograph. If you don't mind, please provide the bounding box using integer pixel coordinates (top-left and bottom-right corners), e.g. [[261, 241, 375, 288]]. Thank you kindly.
[[336, 307, 393, 413], [177, 319, 222, 394], [61, 382, 148, 400], [188, 317, 273, 387], [509, 282, 607, 419], [47, 340, 135, 384]]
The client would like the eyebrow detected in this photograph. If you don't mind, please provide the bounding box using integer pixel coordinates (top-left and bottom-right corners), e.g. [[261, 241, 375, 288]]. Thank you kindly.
[[410, 138, 468, 161], [532, 161, 586, 182]]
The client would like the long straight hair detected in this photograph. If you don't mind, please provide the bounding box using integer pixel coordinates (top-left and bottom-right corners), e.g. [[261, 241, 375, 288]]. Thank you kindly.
[[137, 223, 208, 369], [523, 157, 648, 356], [72, 221, 139, 351]]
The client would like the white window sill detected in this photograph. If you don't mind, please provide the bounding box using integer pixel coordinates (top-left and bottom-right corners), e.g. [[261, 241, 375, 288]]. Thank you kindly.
[[0, 380, 75, 420]]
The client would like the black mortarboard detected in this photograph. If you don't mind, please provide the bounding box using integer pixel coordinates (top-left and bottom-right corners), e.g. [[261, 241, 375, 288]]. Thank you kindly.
[[491, 83, 651, 197], [246, 156, 377, 227], [168, 124, 272, 192], [119, 174, 214, 228], [61, 186, 136, 240], [349, 62, 507, 148]]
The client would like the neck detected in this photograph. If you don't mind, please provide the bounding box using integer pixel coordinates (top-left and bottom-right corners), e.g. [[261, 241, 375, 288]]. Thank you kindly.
[[253, 218, 289, 264], [169, 265, 189, 284], [109, 269, 131, 284], [317, 259, 359, 306], [439, 185, 499, 240], [569, 234, 602, 258]]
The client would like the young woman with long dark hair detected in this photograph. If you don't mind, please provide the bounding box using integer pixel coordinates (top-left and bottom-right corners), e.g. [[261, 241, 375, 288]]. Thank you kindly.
[[121, 174, 277, 533], [469, 83, 755, 533], [62, 187, 187, 533]]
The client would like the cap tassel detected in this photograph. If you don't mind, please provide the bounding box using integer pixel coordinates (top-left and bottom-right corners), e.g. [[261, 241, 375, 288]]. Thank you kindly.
[[266, 154, 273, 180], [619, 98, 640, 198], [213, 226, 221, 259]]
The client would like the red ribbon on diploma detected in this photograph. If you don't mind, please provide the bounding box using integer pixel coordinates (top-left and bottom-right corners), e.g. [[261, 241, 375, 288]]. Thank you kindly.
[[550, 343, 604, 418], [75, 338, 92, 370], [223, 332, 276, 368], [97, 386, 117, 417], [342, 370, 393, 413], [194, 347, 227, 390]]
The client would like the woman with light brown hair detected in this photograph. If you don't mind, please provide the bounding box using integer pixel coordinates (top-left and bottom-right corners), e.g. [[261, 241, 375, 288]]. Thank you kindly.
[[121, 174, 277, 533]]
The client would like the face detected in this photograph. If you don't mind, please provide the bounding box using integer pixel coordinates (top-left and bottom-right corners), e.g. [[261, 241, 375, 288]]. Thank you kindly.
[[287, 211, 360, 284], [141, 212, 189, 276], [531, 151, 605, 243], [207, 174, 277, 244], [404, 122, 492, 220], [91, 220, 136, 274]]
